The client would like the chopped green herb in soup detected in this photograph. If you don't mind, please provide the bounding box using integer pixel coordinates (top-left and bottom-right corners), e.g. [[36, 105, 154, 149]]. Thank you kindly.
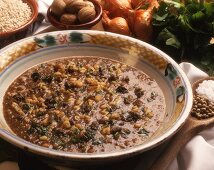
[[3, 57, 165, 153]]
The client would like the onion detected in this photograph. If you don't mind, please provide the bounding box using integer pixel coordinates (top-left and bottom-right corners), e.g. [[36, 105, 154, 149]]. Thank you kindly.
[[131, 0, 159, 9], [131, 0, 143, 8], [102, 11, 131, 36], [103, 0, 132, 18], [128, 9, 153, 42]]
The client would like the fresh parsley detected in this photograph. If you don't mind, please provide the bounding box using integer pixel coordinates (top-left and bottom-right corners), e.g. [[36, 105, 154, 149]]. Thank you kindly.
[[152, 0, 214, 75]]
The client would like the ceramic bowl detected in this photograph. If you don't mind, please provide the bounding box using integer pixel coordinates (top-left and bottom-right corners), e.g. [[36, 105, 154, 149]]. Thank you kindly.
[[0, 0, 38, 49], [0, 30, 192, 166], [47, 0, 102, 30]]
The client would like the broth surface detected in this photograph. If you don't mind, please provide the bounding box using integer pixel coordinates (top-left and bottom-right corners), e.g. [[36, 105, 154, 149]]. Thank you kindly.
[[3, 57, 165, 153]]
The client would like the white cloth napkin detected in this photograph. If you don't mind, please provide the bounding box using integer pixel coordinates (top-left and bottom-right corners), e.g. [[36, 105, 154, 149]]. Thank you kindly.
[[167, 63, 210, 170], [0, 1, 213, 170]]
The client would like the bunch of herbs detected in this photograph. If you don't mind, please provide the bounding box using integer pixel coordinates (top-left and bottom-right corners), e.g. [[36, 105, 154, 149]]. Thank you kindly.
[[152, 0, 214, 75]]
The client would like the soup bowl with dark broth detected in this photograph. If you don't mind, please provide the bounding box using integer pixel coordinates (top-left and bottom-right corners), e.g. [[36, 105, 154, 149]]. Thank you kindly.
[[3, 57, 165, 153], [0, 30, 192, 166]]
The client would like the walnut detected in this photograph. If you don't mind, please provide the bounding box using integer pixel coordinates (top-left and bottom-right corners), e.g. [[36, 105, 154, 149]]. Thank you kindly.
[[65, 0, 87, 14], [84, 1, 95, 9], [60, 13, 77, 24], [63, 0, 74, 5], [78, 6, 96, 23], [50, 0, 66, 16]]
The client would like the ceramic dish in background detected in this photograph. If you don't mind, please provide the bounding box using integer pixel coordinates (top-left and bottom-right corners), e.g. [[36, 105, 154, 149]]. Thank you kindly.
[[192, 77, 214, 94], [0, 30, 192, 167], [47, 0, 102, 30], [0, 0, 38, 49], [191, 77, 214, 118]]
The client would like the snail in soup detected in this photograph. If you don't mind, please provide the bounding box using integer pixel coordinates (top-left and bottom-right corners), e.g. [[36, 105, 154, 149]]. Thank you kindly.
[[3, 57, 165, 153]]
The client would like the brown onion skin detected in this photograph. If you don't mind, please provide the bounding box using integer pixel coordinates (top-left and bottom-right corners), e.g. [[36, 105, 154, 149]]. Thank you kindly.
[[131, 0, 142, 9], [102, 11, 131, 36], [128, 9, 153, 42], [131, 0, 159, 9], [102, 0, 159, 41], [134, 10, 153, 42], [103, 0, 132, 18], [127, 0, 159, 42]]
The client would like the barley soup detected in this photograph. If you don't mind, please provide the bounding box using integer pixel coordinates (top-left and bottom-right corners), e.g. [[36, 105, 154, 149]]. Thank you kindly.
[[3, 57, 165, 153]]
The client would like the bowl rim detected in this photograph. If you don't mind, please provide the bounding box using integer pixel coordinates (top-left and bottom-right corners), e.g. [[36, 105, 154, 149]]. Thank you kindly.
[[47, 0, 103, 30], [0, 0, 38, 37], [0, 30, 193, 160]]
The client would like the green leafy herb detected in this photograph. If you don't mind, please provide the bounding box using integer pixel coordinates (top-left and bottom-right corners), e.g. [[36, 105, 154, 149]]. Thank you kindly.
[[152, 0, 214, 75], [70, 127, 95, 144], [45, 98, 58, 109], [27, 122, 47, 135], [22, 103, 31, 112], [42, 75, 53, 84]]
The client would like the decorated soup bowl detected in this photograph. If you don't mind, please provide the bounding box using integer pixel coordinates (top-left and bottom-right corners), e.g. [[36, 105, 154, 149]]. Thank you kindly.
[[0, 30, 192, 166]]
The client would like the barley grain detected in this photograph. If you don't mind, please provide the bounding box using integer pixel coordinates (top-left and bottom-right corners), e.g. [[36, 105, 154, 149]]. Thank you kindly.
[[0, 0, 32, 32]]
